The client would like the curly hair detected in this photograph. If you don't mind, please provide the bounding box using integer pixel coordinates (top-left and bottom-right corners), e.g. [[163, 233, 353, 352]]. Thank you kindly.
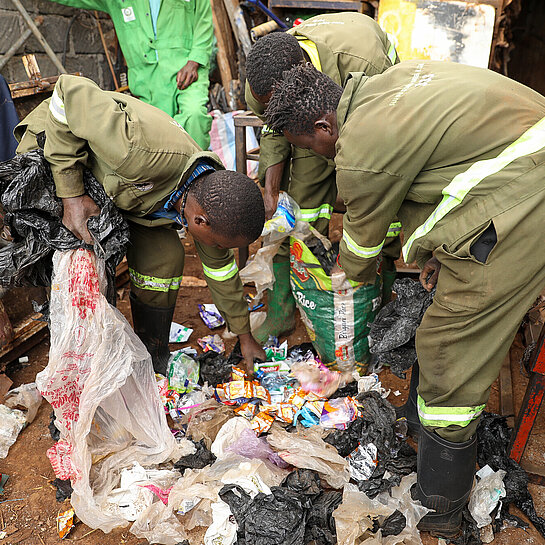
[[264, 64, 343, 135], [189, 170, 265, 243], [246, 32, 304, 97]]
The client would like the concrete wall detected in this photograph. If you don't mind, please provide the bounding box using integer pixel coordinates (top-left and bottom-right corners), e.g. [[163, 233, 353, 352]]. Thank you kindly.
[[0, 0, 114, 87]]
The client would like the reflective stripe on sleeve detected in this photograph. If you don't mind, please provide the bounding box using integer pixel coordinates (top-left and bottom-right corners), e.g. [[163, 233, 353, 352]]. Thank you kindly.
[[261, 124, 275, 135], [403, 116, 545, 261], [299, 204, 333, 222], [342, 230, 384, 259], [386, 221, 401, 238], [202, 260, 239, 282], [417, 395, 485, 428], [386, 33, 398, 64], [129, 268, 183, 292], [49, 88, 68, 125]]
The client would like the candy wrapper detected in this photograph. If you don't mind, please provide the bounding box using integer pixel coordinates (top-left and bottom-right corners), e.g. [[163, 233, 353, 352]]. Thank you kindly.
[[250, 411, 275, 434], [347, 443, 378, 481], [254, 360, 291, 374], [234, 402, 258, 419], [168, 351, 199, 394], [320, 397, 359, 430], [290, 359, 342, 398], [231, 367, 249, 381], [169, 322, 193, 343], [57, 507, 75, 539], [246, 293, 264, 312], [198, 303, 225, 329], [295, 405, 322, 427], [197, 334, 225, 354], [263, 337, 288, 361], [223, 381, 271, 404]]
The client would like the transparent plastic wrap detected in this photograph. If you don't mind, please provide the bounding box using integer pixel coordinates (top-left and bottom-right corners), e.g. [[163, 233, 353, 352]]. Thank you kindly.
[[36, 249, 178, 533], [4, 382, 42, 423]]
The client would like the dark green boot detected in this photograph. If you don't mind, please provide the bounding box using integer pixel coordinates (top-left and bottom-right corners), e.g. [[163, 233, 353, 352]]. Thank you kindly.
[[254, 261, 296, 344], [380, 256, 397, 307], [414, 427, 477, 538], [395, 362, 421, 437], [130, 294, 175, 376]]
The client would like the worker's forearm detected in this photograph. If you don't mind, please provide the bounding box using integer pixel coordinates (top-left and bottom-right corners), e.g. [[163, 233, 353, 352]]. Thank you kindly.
[[263, 161, 286, 219]]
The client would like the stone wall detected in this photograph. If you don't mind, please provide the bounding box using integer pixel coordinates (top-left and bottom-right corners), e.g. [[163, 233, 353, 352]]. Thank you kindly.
[[0, 0, 114, 88]]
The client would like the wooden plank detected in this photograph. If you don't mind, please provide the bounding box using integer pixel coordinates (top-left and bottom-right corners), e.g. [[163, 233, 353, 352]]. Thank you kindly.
[[210, 0, 237, 90]]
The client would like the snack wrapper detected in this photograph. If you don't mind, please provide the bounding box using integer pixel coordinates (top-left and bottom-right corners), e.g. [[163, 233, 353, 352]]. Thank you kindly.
[[320, 397, 359, 430], [198, 303, 225, 329], [250, 411, 275, 434], [197, 334, 225, 353], [234, 402, 258, 419]]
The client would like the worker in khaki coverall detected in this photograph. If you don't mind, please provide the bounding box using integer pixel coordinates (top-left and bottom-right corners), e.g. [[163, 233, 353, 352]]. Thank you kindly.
[[50, 0, 213, 149], [264, 61, 545, 537], [244, 12, 401, 342], [15, 75, 266, 375]]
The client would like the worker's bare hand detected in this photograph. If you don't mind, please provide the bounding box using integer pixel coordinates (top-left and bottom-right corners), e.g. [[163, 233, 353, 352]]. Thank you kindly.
[[177, 61, 199, 90], [419, 255, 441, 292], [238, 332, 266, 377], [263, 188, 280, 221], [61, 195, 100, 245]]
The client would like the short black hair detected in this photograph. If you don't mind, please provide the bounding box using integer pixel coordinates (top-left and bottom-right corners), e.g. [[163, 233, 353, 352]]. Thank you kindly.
[[189, 170, 265, 242], [265, 64, 343, 136], [246, 32, 304, 97]]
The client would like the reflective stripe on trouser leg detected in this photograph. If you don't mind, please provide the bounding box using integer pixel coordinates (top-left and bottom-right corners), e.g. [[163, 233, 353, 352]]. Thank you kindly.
[[129, 268, 183, 292], [417, 395, 485, 428]]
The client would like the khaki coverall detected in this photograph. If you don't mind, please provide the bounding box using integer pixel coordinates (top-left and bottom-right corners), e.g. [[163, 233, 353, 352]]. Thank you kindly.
[[15, 75, 250, 335], [50, 0, 214, 150], [246, 12, 401, 265], [334, 61, 545, 442]]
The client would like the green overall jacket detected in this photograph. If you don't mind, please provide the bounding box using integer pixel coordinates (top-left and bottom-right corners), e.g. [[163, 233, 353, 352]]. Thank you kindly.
[[335, 61, 545, 284], [246, 12, 398, 179], [15, 74, 250, 334]]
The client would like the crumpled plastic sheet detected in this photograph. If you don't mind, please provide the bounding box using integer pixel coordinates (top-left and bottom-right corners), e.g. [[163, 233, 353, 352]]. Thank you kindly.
[[3, 382, 42, 423], [228, 427, 290, 469], [325, 391, 416, 497], [333, 474, 429, 545], [368, 278, 434, 378], [131, 454, 288, 545], [266, 425, 350, 490], [305, 238, 339, 275], [305, 489, 343, 545], [182, 399, 235, 449], [174, 439, 215, 472], [473, 413, 544, 540], [0, 149, 129, 305]]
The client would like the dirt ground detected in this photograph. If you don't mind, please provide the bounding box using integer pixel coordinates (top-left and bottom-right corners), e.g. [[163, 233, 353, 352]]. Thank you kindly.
[[1, 222, 545, 545]]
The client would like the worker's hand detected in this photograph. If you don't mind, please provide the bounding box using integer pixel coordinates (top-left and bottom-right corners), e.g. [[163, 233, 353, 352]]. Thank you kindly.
[[263, 187, 280, 221], [61, 195, 100, 245], [238, 332, 266, 377], [263, 161, 285, 220], [177, 61, 199, 90], [419, 255, 441, 292]]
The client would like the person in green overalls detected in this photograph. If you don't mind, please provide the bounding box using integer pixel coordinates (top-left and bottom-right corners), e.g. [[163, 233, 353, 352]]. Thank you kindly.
[[244, 13, 401, 343], [264, 62, 545, 537], [15, 74, 266, 376], [50, 0, 213, 149]]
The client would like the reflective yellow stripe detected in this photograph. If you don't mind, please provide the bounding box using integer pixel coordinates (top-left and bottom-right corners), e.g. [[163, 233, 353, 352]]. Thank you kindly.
[[297, 38, 322, 72], [417, 396, 485, 428], [386, 221, 401, 238], [403, 116, 545, 262], [386, 33, 398, 64], [49, 88, 67, 125], [262, 124, 275, 135], [129, 268, 182, 292], [299, 204, 333, 222], [202, 260, 238, 282], [342, 231, 384, 259]]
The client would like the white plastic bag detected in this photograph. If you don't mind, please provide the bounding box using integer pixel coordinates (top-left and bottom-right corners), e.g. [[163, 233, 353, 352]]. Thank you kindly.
[[4, 382, 42, 423], [0, 404, 26, 458], [36, 249, 178, 533], [468, 465, 506, 528]]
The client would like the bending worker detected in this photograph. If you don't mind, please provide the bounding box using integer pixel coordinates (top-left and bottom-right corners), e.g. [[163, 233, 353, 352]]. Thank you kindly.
[[264, 62, 545, 537], [244, 12, 401, 343], [49, 0, 214, 149], [15, 74, 266, 375]]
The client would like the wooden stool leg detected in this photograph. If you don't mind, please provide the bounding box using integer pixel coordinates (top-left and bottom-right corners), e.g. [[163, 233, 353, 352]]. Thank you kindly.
[[234, 123, 249, 268]]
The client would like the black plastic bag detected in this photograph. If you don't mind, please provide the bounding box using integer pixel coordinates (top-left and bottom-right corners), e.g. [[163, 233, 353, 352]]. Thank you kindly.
[[368, 278, 434, 378], [0, 149, 129, 304], [304, 490, 342, 545], [219, 484, 310, 545], [174, 438, 216, 471]]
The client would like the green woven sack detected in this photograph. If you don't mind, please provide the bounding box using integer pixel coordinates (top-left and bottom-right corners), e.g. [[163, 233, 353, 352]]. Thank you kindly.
[[289, 236, 381, 374]]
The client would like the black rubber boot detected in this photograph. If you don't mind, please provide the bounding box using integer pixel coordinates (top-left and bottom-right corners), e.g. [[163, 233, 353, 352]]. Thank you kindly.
[[395, 362, 420, 437], [414, 427, 477, 538], [130, 294, 174, 376]]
